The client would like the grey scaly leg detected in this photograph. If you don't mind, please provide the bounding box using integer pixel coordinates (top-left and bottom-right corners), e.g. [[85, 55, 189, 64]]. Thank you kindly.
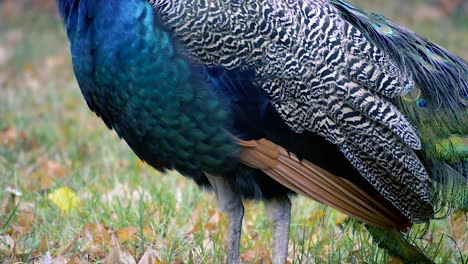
[[264, 197, 292, 264], [205, 174, 244, 264]]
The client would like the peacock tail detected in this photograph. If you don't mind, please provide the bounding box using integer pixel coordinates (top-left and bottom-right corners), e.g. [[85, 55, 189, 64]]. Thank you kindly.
[[331, 0, 467, 211]]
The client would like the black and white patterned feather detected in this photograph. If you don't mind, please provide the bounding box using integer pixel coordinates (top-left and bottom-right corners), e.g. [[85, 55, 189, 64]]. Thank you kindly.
[[145, 0, 466, 222]]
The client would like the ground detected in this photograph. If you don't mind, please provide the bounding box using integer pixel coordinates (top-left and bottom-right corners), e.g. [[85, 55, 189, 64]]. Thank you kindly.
[[0, 0, 466, 263]]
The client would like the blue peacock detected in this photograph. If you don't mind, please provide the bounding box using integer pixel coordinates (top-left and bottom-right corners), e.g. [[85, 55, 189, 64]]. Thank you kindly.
[[57, 0, 467, 263]]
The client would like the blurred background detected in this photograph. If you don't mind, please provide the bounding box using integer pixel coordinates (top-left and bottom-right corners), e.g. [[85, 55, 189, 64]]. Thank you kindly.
[[0, 0, 466, 263]]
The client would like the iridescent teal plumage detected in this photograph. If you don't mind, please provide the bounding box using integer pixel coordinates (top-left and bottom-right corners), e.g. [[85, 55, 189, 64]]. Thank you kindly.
[[59, 0, 238, 178]]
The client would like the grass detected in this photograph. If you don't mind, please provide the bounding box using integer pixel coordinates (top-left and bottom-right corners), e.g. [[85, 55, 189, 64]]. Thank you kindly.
[[0, 1, 466, 263]]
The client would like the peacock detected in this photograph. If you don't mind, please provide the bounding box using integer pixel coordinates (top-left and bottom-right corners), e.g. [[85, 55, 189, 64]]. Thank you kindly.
[[57, 0, 467, 263]]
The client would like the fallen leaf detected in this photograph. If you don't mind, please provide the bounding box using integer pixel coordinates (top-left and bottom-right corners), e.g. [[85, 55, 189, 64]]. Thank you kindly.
[[173, 257, 184, 264], [240, 245, 272, 264], [66, 255, 83, 264], [0, 235, 15, 257], [117, 226, 138, 244], [15, 210, 35, 235], [449, 210, 467, 252], [0, 127, 22, 146], [205, 210, 226, 232], [105, 235, 136, 264], [82, 223, 111, 245], [137, 248, 162, 264], [80, 243, 106, 261], [184, 221, 201, 238], [142, 227, 155, 241], [28, 159, 67, 191], [48, 186, 80, 213], [56, 232, 80, 257]]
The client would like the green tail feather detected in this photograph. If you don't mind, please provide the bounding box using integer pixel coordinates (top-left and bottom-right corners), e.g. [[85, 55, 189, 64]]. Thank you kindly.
[[366, 226, 434, 264], [331, 0, 467, 212]]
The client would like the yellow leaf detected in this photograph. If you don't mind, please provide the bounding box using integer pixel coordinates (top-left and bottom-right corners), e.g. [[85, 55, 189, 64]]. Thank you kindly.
[[117, 226, 138, 243], [142, 227, 155, 241], [48, 186, 80, 213]]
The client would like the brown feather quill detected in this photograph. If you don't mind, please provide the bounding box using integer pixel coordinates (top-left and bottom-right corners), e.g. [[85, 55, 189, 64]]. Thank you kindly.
[[238, 138, 410, 231]]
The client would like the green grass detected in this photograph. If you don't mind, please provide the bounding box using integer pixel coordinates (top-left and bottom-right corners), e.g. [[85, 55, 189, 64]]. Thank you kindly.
[[0, 2, 466, 263]]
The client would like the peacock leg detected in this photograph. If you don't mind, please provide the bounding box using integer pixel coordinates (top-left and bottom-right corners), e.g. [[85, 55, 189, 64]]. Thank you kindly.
[[205, 174, 244, 264], [264, 197, 292, 264]]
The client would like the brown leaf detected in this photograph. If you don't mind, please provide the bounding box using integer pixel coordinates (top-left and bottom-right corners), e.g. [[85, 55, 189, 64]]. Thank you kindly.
[[449, 210, 467, 252], [173, 257, 184, 264], [82, 223, 111, 245], [56, 234, 79, 257], [105, 235, 136, 264], [137, 248, 162, 264], [14, 211, 35, 235], [76, 223, 111, 260], [0, 127, 21, 146], [66, 255, 83, 264], [183, 221, 201, 238], [80, 244, 106, 261], [240, 245, 272, 264], [205, 210, 226, 232], [27, 159, 67, 191], [0, 235, 15, 257]]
